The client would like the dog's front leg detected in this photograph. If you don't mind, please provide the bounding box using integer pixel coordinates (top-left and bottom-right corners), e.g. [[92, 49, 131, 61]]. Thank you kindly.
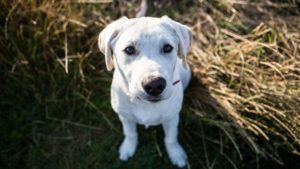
[[118, 115, 138, 161], [163, 115, 187, 168]]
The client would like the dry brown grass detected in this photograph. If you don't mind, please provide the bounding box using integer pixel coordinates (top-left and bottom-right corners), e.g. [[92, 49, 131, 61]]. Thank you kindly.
[[182, 0, 300, 163], [1, 0, 300, 168]]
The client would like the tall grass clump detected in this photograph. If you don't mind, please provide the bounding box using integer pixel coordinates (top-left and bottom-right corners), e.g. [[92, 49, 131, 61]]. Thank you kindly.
[[183, 0, 300, 166]]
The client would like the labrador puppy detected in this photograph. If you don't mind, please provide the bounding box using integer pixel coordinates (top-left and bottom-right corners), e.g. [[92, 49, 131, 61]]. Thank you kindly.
[[98, 16, 192, 167]]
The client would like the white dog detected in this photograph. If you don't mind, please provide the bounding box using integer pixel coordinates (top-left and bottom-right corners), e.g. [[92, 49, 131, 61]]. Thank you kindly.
[[98, 16, 192, 167]]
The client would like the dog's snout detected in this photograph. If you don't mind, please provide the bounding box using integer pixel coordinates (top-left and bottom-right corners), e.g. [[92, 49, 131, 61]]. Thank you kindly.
[[142, 76, 166, 97]]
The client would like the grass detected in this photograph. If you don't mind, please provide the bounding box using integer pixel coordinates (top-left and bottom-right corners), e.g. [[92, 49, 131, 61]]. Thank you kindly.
[[1, 0, 300, 169]]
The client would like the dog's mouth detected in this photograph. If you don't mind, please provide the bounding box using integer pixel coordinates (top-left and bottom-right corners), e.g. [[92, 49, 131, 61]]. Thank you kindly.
[[147, 97, 161, 103], [137, 96, 165, 103]]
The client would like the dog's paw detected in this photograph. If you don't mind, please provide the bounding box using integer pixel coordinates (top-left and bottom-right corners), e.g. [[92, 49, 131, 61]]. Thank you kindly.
[[119, 137, 137, 161], [165, 142, 187, 168]]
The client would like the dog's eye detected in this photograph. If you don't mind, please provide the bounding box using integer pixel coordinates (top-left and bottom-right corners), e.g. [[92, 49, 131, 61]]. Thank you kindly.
[[124, 46, 136, 55], [162, 44, 173, 53]]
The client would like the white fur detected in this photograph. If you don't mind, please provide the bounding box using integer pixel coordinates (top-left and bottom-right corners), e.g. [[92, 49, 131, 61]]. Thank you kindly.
[[98, 16, 192, 168]]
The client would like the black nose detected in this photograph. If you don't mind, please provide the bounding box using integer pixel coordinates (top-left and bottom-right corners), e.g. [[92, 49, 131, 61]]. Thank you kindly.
[[142, 76, 166, 97]]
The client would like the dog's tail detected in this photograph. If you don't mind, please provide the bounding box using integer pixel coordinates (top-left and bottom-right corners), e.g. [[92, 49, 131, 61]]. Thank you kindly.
[[136, 0, 147, 17]]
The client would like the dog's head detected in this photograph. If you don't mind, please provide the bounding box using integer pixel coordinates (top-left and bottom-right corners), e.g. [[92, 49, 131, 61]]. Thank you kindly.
[[98, 16, 191, 103]]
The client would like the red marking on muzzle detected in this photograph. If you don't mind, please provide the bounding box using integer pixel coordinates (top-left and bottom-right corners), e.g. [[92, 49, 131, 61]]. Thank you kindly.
[[172, 80, 180, 86]]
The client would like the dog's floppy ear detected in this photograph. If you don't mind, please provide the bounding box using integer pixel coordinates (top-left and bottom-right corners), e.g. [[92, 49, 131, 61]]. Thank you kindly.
[[161, 16, 192, 69], [98, 17, 129, 71]]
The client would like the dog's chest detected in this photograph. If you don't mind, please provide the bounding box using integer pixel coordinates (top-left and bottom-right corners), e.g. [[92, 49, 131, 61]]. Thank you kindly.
[[130, 105, 164, 126], [130, 101, 181, 126], [111, 88, 183, 126]]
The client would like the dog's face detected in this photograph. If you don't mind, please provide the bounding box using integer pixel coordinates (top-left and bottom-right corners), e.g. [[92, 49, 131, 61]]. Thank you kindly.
[[99, 17, 191, 103]]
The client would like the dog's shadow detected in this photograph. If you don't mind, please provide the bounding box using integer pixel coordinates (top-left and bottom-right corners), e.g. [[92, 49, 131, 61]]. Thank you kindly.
[[179, 75, 242, 168]]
